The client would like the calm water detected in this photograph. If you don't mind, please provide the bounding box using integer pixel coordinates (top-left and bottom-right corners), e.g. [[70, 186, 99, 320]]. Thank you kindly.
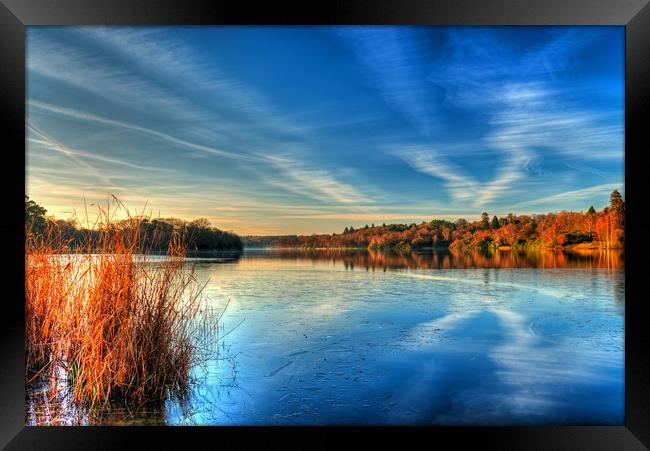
[[27, 249, 624, 425]]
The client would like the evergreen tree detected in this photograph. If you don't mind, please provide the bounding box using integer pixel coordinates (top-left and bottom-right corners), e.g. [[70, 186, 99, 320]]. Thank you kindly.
[[480, 212, 490, 229], [491, 215, 500, 229], [587, 205, 596, 215], [610, 190, 623, 214]]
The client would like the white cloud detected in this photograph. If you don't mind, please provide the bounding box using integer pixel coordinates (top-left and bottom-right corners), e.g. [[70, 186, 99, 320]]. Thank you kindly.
[[510, 183, 623, 210], [336, 27, 439, 137], [259, 153, 374, 205], [28, 100, 259, 162]]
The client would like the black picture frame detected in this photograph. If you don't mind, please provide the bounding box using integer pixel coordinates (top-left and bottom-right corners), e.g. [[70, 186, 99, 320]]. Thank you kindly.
[[1, 1, 649, 449]]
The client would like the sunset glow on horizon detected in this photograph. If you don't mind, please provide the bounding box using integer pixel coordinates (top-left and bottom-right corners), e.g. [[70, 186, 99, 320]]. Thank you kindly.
[[26, 26, 624, 235]]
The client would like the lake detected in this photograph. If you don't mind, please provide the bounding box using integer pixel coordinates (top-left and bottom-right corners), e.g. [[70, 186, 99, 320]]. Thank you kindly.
[[27, 248, 624, 425]]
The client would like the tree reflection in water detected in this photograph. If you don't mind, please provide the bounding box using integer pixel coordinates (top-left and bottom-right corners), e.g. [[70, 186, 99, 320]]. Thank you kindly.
[[26, 247, 623, 425], [241, 248, 624, 271]]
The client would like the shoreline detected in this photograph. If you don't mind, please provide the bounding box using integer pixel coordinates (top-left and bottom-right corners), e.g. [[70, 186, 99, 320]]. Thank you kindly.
[[241, 244, 623, 253]]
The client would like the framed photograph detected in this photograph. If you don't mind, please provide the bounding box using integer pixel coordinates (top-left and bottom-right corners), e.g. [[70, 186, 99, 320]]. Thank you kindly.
[[1, 0, 649, 448]]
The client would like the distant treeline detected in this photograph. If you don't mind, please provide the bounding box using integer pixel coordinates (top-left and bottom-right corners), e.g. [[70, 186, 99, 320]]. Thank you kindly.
[[242, 190, 624, 252], [448, 190, 624, 252], [241, 235, 300, 248], [27, 190, 624, 254], [25, 197, 243, 252]]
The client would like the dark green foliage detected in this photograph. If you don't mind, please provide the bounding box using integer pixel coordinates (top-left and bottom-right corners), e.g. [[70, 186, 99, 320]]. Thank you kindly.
[[564, 232, 593, 244], [183, 218, 243, 251], [241, 235, 296, 248], [480, 212, 489, 229], [25, 198, 242, 252], [136, 217, 243, 251], [610, 190, 623, 214], [25, 196, 48, 234], [491, 215, 500, 229]]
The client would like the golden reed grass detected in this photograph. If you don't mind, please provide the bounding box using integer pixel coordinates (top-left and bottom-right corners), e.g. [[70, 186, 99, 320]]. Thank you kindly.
[[25, 199, 218, 408]]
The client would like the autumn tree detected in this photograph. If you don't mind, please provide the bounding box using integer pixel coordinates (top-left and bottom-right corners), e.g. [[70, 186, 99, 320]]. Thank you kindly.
[[597, 190, 625, 247], [255, 192, 624, 252], [595, 210, 618, 248]]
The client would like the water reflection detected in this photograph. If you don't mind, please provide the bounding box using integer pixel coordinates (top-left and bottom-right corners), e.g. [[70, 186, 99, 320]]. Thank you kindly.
[[27, 247, 624, 426], [26, 354, 240, 426], [185, 250, 243, 263], [237, 248, 624, 270]]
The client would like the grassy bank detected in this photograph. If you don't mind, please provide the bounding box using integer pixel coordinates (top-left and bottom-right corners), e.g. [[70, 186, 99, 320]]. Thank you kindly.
[[25, 202, 219, 410]]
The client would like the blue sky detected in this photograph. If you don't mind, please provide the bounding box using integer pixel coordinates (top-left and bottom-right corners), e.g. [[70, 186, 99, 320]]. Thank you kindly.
[[26, 26, 624, 235]]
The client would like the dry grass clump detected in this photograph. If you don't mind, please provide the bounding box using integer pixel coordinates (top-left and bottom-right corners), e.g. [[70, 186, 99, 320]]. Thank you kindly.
[[25, 199, 218, 408]]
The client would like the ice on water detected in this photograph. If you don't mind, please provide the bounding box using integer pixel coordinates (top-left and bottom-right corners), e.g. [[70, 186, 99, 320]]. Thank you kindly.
[[109, 250, 626, 425]]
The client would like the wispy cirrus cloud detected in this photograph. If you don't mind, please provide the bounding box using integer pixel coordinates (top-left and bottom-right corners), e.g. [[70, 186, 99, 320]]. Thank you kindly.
[[386, 27, 622, 210], [77, 27, 307, 138], [31, 100, 378, 208], [27, 136, 176, 173], [255, 153, 375, 205], [389, 146, 479, 204], [26, 121, 115, 187], [336, 27, 440, 138], [520, 27, 606, 80], [27, 31, 208, 124], [28, 28, 379, 222], [26, 27, 623, 234], [510, 183, 624, 210], [28, 100, 259, 162]]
